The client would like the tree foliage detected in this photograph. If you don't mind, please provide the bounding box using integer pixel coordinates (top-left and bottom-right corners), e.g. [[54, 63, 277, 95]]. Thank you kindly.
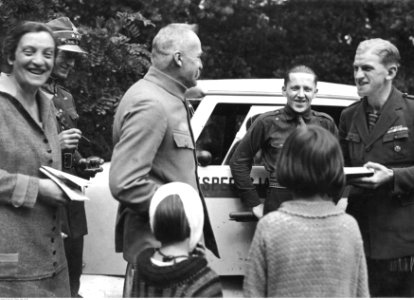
[[1, 0, 414, 159]]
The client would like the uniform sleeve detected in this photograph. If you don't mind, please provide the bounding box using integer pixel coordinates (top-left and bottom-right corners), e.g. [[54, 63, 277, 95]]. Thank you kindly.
[[338, 111, 352, 167], [109, 98, 167, 216], [318, 113, 339, 138], [0, 169, 38, 208], [229, 118, 266, 207], [392, 167, 414, 194], [243, 220, 267, 297], [327, 118, 339, 138]]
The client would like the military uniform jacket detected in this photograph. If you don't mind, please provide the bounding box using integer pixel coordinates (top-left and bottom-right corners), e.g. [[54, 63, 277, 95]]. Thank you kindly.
[[42, 81, 87, 239], [339, 87, 414, 259], [230, 105, 338, 207], [109, 67, 218, 262]]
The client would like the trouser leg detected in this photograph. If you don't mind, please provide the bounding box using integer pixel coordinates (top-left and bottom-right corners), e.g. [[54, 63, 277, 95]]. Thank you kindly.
[[123, 263, 138, 298], [367, 258, 414, 297], [64, 236, 84, 297]]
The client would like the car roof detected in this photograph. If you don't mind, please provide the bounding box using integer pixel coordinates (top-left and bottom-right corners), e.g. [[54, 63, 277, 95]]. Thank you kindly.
[[187, 78, 359, 101]]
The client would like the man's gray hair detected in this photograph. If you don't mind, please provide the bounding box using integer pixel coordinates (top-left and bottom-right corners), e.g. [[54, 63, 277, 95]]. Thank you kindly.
[[151, 23, 198, 68]]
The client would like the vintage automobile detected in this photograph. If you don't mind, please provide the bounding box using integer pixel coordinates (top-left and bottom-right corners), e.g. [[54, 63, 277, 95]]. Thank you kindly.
[[82, 78, 359, 288]]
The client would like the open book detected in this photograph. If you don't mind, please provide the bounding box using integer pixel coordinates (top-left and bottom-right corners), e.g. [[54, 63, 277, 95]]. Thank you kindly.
[[344, 167, 374, 180], [39, 166, 90, 201]]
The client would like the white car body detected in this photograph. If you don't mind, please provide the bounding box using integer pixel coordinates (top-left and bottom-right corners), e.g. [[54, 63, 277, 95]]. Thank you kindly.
[[82, 79, 359, 277]]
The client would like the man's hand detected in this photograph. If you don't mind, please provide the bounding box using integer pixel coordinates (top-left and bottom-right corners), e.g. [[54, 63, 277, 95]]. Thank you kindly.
[[348, 161, 394, 189], [252, 203, 264, 219], [59, 128, 82, 150], [38, 179, 70, 207], [77, 156, 104, 178]]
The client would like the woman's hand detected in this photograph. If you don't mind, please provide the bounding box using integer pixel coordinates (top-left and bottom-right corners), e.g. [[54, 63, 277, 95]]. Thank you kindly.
[[59, 128, 82, 150], [38, 179, 70, 207]]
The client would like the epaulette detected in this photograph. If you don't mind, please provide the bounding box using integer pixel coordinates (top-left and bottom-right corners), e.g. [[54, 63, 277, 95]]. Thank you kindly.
[[259, 108, 282, 118], [312, 110, 334, 121], [402, 93, 414, 100]]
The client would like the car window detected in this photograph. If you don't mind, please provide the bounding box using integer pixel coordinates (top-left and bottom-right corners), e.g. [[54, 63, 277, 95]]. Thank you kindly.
[[196, 103, 251, 165]]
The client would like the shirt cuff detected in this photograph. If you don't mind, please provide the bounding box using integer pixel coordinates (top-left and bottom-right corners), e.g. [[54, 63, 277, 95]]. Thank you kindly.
[[11, 174, 38, 208]]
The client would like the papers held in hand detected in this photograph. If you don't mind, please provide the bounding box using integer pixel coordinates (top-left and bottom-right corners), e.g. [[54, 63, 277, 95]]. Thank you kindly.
[[39, 166, 90, 201], [344, 167, 374, 180]]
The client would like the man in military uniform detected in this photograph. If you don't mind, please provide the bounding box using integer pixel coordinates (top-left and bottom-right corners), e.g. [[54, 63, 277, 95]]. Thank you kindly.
[[43, 17, 104, 297], [339, 38, 414, 297], [230, 65, 338, 219]]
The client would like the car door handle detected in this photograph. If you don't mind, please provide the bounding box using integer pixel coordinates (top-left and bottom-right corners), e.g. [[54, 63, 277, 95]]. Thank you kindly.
[[229, 211, 258, 222]]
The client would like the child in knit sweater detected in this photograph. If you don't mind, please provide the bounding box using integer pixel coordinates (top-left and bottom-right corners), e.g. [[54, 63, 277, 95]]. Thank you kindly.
[[243, 125, 369, 297], [130, 182, 223, 298]]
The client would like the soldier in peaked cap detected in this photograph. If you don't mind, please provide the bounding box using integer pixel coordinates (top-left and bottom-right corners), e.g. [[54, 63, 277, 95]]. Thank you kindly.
[[339, 38, 414, 297], [43, 16, 104, 298]]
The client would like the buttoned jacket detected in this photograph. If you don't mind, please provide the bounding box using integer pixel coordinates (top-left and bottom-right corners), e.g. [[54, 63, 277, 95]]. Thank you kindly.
[[339, 87, 414, 259], [0, 76, 67, 280], [109, 67, 218, 262], [230, 105, 338, 207], [42, 81, 87, 239]]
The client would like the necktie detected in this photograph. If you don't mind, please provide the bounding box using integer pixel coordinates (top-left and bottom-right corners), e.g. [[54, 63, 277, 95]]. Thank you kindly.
[[367, 112, 379, 132], [296, 115, 306, 128]]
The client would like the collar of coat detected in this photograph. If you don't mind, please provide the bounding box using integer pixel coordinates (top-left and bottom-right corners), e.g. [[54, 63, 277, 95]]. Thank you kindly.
[[283, 104, 312, 122], [144, 66, 188, 101], [352, 87, 404, 147]]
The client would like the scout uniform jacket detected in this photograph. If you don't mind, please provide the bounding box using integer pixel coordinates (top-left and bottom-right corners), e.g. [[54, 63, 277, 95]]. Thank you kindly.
[[339, 87, 414, 259], [230, 105, 338, 207]]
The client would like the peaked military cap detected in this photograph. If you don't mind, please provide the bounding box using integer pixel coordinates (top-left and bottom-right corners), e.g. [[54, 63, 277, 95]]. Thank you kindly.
[[46, 17, 87, 54]]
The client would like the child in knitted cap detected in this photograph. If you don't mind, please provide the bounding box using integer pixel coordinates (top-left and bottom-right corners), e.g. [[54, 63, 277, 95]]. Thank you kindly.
[[130, 182, 223, 297], [243, 125, 369, 297]]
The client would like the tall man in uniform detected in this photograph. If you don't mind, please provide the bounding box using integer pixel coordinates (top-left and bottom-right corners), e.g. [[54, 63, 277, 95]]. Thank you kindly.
[[43, 17, 104, 297], [109, 23, 218, 297], [339, 38, 414, 297], [230, 65, 338, 219]]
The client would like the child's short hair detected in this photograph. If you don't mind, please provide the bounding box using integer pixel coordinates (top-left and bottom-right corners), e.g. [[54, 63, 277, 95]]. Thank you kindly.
[[149, 182, 204, 249], [276, 125, 345, 201], [152, 194, 191, 244]]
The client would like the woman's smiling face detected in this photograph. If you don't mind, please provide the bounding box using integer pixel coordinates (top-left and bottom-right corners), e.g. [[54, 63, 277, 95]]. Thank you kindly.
[[10, 31, 55, 90]]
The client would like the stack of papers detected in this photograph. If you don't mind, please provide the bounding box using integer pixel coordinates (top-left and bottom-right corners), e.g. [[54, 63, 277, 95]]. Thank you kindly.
[[40, 166, 90, 201], [344, 167, 374, 179]]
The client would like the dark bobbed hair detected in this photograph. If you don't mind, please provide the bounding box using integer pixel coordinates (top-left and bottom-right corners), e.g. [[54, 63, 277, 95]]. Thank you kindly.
[[152, 194, 191, 244], [2, 21, 57, 66], [276, 125, 345, 202], [283, 65, 318, 87]]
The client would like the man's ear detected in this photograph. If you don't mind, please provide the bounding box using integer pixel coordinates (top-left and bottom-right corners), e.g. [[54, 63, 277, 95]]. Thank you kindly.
[[282, 85, 287, 96], [173, 51, 182, 67], [386, 64, 398, 80]]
